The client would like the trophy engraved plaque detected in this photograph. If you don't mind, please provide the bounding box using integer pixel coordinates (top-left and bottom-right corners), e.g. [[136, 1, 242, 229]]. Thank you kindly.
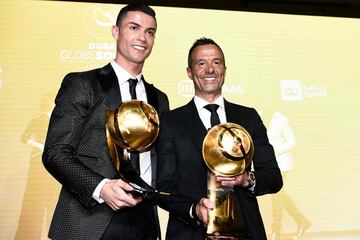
[[106, 100, 160, 198], [202, 123, 254, 239]]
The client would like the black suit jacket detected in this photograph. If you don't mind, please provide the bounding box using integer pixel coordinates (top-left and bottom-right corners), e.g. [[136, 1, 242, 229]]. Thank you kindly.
[[157, 99, 283, 240], [43, 63, 169, 239]]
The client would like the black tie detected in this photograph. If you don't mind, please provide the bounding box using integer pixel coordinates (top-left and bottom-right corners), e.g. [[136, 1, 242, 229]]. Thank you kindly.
[[128, 78, 138, 100], [204, 104, 220, 127], [129, 150, 140, 175], [128, 78, 140, 173]]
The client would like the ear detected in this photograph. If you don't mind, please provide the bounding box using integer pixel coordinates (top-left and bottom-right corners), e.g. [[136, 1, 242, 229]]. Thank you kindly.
[[111, 25, 119, 40], [186, 67, 193, 80]]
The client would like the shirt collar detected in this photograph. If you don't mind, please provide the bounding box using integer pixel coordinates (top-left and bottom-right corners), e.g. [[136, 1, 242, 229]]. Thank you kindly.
[[110, 60, 143, 86], [193, 95, 225, 112]]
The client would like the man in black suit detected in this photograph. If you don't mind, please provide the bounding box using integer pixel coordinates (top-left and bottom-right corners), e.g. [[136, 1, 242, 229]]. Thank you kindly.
[[43, 4, 168, 240], [157, 38, 283, 240]]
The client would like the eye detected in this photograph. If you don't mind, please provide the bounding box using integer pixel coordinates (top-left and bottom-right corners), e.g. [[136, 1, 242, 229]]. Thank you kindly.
[[196, 61, 206, 67], [146, 29, 155, 37], [130, 25, 139, 31]]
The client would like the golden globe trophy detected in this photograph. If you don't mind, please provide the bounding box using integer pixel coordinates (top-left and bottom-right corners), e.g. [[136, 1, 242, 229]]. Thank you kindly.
[[105, 100, 160, 198], [202, 123, 254, 239]]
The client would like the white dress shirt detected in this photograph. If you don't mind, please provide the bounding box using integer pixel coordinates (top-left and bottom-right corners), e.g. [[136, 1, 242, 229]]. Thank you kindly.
[[193, 95, 227, 128]]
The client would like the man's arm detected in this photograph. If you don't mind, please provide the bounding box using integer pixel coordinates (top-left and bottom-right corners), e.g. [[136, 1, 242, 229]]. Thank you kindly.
[[250, 110, 283, 195], [42, 73, 107, 208]]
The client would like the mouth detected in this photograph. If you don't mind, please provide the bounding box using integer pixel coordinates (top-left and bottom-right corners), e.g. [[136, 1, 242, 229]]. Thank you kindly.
[[132, 45, 146, 51], [202, 75, 216, 82]]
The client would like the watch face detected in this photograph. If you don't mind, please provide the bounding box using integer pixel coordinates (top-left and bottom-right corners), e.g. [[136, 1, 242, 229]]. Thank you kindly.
[[249, 171, 255, 182]]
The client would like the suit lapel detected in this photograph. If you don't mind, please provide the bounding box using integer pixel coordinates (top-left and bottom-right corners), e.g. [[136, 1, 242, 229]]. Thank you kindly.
[[143, 76, 162, 187], [97, 63, 122, 109], [224, 99, 236, 123], [224, 99, 254, 137], [97, 69, 157, 111], [180, 100, 208, 154], [142, 76, 159, 113]]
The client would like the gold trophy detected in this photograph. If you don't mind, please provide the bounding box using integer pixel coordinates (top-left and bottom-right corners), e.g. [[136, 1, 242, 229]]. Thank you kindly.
[[202, 123, 254, 239], [106, 100, 160, 198]]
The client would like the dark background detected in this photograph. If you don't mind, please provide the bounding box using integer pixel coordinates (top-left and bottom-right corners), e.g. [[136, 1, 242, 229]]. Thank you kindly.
[[47, 0, 360, 18]]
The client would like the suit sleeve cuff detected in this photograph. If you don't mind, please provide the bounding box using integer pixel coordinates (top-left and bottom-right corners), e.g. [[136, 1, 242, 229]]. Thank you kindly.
[[92, 178, 110, 203]]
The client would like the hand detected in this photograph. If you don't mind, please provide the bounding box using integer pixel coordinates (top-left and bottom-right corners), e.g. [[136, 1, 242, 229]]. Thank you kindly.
[[195, 198, 214, 227], [100, 179, 142, 211], [216, 172, 249, 188]]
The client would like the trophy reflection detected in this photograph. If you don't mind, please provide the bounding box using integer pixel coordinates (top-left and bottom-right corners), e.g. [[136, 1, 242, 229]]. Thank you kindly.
[[202, 123, 254, 239], [106, 100, 159, 198]]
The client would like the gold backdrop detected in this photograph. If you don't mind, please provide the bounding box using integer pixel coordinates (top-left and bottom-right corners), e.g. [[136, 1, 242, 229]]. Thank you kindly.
[[0, 0, 360, 239]]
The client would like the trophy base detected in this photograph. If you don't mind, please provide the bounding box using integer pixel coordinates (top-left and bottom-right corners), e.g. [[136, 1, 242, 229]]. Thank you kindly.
[[207, 227, 252, 240], [206, 235, 252, 240], [128, 182, 160, 200], [206, 175, 251, 240]]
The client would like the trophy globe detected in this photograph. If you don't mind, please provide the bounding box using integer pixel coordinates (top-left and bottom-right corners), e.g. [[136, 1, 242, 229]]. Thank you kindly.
[[203, 122, 254, 177], [106, 100, 159, 172]]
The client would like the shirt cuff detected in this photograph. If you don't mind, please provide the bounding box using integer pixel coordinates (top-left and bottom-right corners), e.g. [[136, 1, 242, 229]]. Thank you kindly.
[[248, 181, 256, 193], [92, 178, 110, 203], [190, 203, 195, 218]]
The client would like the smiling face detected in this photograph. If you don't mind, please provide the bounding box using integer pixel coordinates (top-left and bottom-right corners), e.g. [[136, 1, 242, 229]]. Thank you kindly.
[[187, 44, 226, 102], [112, 11, 156, 74]]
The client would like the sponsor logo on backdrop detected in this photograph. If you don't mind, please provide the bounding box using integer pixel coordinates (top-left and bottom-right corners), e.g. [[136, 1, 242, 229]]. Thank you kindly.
[[281, 80, 326, 101], [178, 79, 245, 97], [83, 4, 118, 40], [60, 42, 115, 61], [281, 80, 303, 101], [178, 80, 194, 97], [60, 5, 119, 64]]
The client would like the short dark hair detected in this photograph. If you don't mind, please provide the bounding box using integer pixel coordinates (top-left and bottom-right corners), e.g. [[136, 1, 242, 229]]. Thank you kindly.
[[187, 37, 225, 68], [116, 3, 156, 26]]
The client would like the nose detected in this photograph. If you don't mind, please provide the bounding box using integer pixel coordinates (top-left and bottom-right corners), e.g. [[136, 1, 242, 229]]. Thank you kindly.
[[137, 31, 146, 42], [206, 64, 214, 73]]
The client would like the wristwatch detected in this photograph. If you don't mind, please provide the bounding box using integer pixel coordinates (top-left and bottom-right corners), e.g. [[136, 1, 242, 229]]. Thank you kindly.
[[191, 203, 200, 222], [247, 171, 256, 188]]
